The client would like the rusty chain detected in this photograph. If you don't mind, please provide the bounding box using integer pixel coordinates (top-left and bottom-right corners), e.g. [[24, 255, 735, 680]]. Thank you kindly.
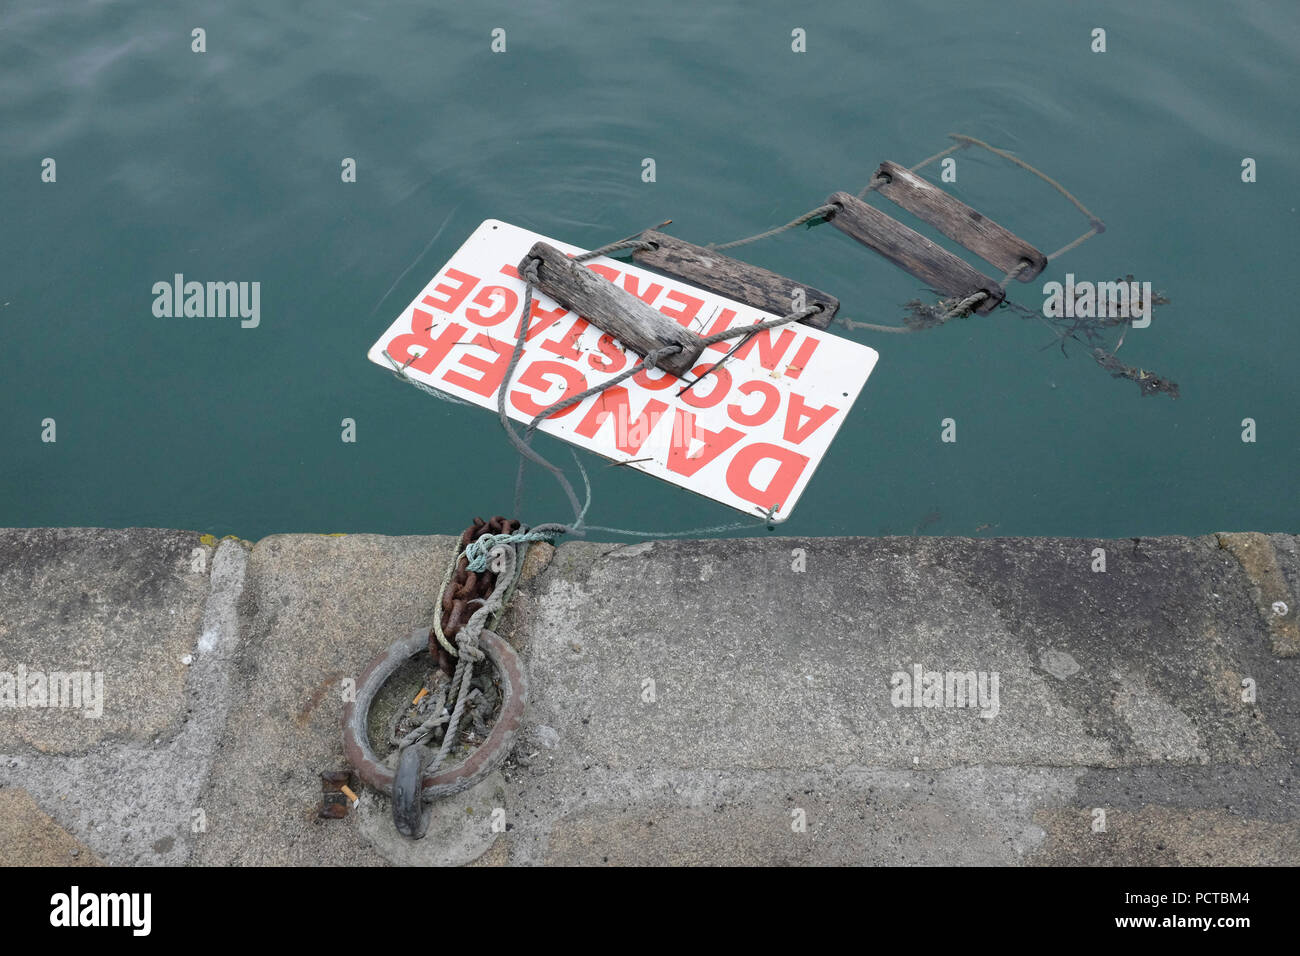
[[431, 515, 522, 674]]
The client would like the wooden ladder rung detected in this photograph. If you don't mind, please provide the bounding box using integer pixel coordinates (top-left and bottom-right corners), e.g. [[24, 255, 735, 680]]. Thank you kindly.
[[632, 231, 838, 329], [825, 192, 1005, 314], [521, 241, 704, 378], [874, 161, 1048, 281]]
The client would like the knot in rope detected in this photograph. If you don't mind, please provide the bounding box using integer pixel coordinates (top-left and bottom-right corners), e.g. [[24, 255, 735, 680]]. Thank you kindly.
[[454, 634, 485, 663], [463, 529, 559, 571]]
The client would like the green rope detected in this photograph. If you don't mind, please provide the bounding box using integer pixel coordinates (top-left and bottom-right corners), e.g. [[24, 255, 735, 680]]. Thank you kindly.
[[463, 530, 560, 572]]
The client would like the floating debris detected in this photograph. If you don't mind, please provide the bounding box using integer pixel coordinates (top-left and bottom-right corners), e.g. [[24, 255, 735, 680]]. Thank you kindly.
[[1083, 275, 1169, 326], [985, 274, 1177, 397], [1092, 348, 1180, 398], [900, 292, 986, 330], [902, 298, 954, 330]]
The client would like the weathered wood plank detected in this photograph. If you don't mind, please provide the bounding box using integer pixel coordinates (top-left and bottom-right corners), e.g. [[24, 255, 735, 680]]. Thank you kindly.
[[631, 231, 837, 330], [520, 242, 705, 378], [875, 161, 1047, 281], [825, 192, 1005, 314]]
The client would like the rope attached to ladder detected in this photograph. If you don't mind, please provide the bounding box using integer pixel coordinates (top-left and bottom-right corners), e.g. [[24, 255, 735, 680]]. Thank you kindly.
[[480, 235, 811, 543], [384, 133, 1138, 541]]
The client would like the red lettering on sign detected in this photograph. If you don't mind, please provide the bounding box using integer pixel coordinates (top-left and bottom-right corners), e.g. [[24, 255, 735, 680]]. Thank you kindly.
[[463, 285, 518, 327], [588, 333, 628, 372], [622, 274, 664, 305], [783, 393, 839, 444], [659, 290, 705, 329], [575, 387, 668, 455], [783, 336, 820, 379], [704, 317, 801, 370], [524, 300, 571, 342], [732, 327, 797, 371], [539, 317, 590, 361], [725, 443, 810, 511], [703, 309, 741, 352], [678, 365, 733, 409], [509, 360, 588, 419], [421, 269, 478, 314], [586, 263, 619, 283], [633, 365, 679, 391], [441, 334, 513, 397], [665, 409, 744, 477], [385, 313, 466, 375], [727, 380, 781, 426]]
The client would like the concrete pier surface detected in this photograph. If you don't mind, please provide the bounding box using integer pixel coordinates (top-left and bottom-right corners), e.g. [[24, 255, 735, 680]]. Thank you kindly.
[[0, 527, 1296, 866]]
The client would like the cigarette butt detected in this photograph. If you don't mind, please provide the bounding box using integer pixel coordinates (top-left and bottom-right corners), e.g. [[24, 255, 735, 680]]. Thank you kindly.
[[341, 785, 358, 804], [413, 687, 429, 705]]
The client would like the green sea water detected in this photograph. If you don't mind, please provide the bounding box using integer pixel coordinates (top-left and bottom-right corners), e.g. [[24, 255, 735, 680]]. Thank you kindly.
[[2, 0, 1296, 540]]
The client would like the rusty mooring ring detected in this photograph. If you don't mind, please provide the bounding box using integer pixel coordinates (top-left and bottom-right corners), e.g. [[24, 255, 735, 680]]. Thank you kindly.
[[342, 628, 527, 800]]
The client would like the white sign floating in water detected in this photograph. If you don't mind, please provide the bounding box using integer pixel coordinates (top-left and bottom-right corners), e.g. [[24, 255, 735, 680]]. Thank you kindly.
[[367, 220, 879, 521]]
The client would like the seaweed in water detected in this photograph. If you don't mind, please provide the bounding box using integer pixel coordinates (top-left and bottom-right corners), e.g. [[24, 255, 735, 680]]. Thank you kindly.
[[902, 299, 951, 330], [1092, 348, 1180, 398], [901, 294, 980, 330], [993, 276, 1178, 397], [1088, 275, 1170, 326], [887, 275, 1178, 397]]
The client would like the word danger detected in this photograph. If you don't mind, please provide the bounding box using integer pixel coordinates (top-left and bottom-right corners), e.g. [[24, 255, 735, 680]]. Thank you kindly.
[[369, 221, 876, 519]]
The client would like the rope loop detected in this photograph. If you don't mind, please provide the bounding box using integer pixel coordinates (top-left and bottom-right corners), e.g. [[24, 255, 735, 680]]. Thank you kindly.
[[463, 529, 559, 572]]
